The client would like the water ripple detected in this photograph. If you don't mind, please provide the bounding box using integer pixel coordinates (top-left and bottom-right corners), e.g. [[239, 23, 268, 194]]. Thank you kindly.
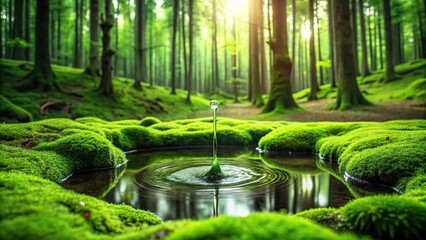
[[134, 159, 295, 199]]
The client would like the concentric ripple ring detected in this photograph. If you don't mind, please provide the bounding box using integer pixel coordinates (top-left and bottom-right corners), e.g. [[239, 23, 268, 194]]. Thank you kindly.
[[134, 159, 295, 199]]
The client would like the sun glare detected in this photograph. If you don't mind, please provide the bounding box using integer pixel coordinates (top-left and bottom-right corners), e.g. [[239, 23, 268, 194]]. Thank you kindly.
[[226, 0, 247, 17], [301, 20, 311, 40]]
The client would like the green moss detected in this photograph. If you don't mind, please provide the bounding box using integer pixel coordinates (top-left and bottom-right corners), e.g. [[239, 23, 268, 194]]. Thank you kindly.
[[236, 124, 276, 144], [342, 195, 426, 240], [397, 78, 426, 100], [118, 126, 160, 150], [140, 116, 162, 127], [150, 122, 183, 131], [261, 155, 324, 175], [295, 208, 348, 232], [34, 131, 125, 170], [0, 172, 161, 240], [167, 213, 359, 240], [0, 95, 33, 123], [259, 125, 328, 152]]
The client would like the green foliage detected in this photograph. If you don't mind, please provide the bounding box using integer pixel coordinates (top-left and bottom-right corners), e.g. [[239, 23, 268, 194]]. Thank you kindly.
[[0, 95, 33, 123], [140, 116, 162, 126], [167, 213, 359, 240], [0, 172, 161, 240], [342, 195, 426, 240]]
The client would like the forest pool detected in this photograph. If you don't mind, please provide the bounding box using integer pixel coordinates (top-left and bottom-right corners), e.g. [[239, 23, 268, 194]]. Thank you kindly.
[[62, 147, 397, 221]]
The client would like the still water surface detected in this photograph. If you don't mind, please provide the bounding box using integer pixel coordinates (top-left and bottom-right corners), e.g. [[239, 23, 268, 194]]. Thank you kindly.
[[62, 147, 393, 221]]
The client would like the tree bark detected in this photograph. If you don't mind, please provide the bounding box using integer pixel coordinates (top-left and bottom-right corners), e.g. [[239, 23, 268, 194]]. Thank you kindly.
[[186, 0, 194, 102], [291, 0, 296, 91], [332, 0, 370, 110], [57, 0, 61, 64], [232, 16, 239, 103], [99, 0, 115, 97], [377, 7, 384, 69], [212, 0, 219, 94], [383, 0, 395, 83], [316, 0, 324, 85], [13, 0, 24, 60], [328, 0, 336, 88], [359, 0, 369, 77], [259, 1, 267, 94], [7, 0, 12, 58], [19, 0, 58, 91], [367, 7, 376, 71], [73, 0, 81, 68], [262, 0, 298, 113], [170, 0, 178, 94], [350, 0, 358, 75], [0, 0, 2, 59], [114, 1, 119, 76], [308, 0, 319, 101], [134, 0, 144, 90], [85, 0, 100, 76], [181, 2, 188, 90], [24, 0, 30, 60], [250, 0, 264, 107]]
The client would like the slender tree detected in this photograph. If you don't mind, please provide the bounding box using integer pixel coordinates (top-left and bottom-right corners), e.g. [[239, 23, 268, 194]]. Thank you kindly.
[[57, 0, 61, 64], [85, 0, 101, 76], [350, 0, 358, 74], [134, 0, 144, 90], [359, 0, 369, 77], [316, 0, 324, 85], [24, 0, 30, 60], [250, 0, 264, 107], [328, 0, 336, 88], [383, 0, 395, 82], [259, 0, 267, 94], [170, 0, 179, 94], [0, 0, 2, 59], [186, 0, 194, 102], [262, 0, 299, 113], [181, 1, 188, 90], [212, 0, 219, 93], [99, 0, 115, 96], [308, 0, 319, 100], [332, 0, 370, 110], [13, 0, 24, 60], [19, 0, 59, 91], [73, 0, 82, 68], [291, 0, 296, 88]]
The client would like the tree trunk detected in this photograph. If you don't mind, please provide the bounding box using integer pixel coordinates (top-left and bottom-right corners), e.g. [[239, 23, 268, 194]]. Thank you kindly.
[[74, 0, 81, 68], [114, 1, 119, 76], [170, 0, 178, 94], [232, 16, 239, 103], [50, 2, 55, 61], [359, 0, 369, 77], [250, 0, 264, 107], [133, 0, 144, 90], [259, 1, 267, 94], [332, 0, 369, 110], [24, 0, 30, 60], [367, 7, 376, 71], [262, 0, 298, 113], [57, 0, 61, 64], [186, 0, 193, 102], [383, 0, 395, 82], [0, 0, 2, 59], [291, 0, 296, 90], [316, 0, 324, 85], [419, 0, 426, 58], [377, 7, 383, 69], [85, 0, 100, 76], [79, 0, 84, 67], [350, 0, 358, 75], [99, 0, 115, 97], [19, 0, 58, 91], [181, 2, 188, 90], [328, 0, 336, 88], [13, 0, 24, 60], [308, 0, 319, 101], [7, 0, 12, 58], [212, 0, 219, 94], [149, 12, 153, 87]]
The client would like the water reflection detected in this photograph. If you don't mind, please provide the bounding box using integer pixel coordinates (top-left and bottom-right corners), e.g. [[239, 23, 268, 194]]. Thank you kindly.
[[62, 147, 358, 221]]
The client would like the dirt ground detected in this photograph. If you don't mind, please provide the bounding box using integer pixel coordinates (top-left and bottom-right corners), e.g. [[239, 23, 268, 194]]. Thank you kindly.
[[190, 99, 426, 122]]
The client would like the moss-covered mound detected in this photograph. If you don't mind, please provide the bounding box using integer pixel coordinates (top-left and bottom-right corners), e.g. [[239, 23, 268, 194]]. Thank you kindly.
[[167, 213, 358, 240], [0, 172, 162, 240], [342, 195, 426, 240], [259, 120, 426, 192], [0, 95, 33, 123]]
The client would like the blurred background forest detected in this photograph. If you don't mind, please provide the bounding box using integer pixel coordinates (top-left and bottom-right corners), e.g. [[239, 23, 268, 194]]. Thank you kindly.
[[0, 0, 425, 121]]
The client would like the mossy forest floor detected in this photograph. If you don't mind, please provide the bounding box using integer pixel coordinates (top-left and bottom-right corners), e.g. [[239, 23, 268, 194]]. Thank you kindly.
[[0, 59, 426, 239]]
